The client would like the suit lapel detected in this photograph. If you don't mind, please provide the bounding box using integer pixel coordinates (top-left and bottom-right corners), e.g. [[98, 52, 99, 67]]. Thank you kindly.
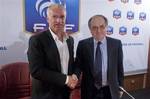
[[89, 38, 94, 66], [66, 38, 71, 71], [106, 37, 112, 81], [66, 37, 72, 59], [45, 31, 61, 71], [88, 37, 95, 75]]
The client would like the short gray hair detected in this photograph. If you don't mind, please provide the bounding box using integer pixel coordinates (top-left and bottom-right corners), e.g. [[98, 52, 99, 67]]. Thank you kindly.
[[46, 4, 66, 17], [88, 15, 108, 29]]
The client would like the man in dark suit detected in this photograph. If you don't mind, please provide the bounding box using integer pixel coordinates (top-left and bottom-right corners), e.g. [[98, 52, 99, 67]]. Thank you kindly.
[[27, 4, 78, 99], [74, 15, 124, 99]]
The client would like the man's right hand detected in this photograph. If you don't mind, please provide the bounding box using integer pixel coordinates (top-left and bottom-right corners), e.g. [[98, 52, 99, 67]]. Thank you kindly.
[[67, 74, 78, 89]]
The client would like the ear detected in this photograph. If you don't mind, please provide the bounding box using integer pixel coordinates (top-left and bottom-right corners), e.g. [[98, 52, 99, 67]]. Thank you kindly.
[[104, 26, 108, 31]]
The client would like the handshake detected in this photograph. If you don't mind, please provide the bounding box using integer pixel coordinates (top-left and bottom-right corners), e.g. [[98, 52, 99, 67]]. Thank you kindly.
[[66, 74, 78, 89]]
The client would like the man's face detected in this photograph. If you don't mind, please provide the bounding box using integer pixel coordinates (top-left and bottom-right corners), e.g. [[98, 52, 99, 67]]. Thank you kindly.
[[90, 16, 107, 41], [47, 7, 66, 34]]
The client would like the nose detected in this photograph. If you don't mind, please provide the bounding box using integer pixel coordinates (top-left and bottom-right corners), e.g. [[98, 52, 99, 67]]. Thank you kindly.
[[56, 17, 63, 23], [97, 27, 102, 33]]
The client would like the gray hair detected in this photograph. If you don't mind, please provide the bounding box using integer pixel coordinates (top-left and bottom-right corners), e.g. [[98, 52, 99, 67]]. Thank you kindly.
[[46, 4, 66, 17], [88, 15, 108, 29]]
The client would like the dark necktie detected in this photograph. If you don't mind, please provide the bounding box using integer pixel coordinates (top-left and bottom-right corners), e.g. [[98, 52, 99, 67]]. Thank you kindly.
[[94, 41, 102, 89]]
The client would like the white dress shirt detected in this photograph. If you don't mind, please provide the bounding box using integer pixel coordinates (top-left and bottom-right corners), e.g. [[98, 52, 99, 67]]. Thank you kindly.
[[49, 28, 69, 75], [94, 37, 108, 86]]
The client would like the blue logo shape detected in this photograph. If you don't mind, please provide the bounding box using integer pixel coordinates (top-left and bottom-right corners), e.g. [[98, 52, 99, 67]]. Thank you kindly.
[[119, 26, 127, 35], [121, 0, 129, 3], [127, 11, 134, 20], [107, 26, 113, 35], [139, 12, 146, 21], [132, 27, 139, 36], [134, 0, 142, 4], [113, 9, 121, 19], [24, 0, 79, 33]]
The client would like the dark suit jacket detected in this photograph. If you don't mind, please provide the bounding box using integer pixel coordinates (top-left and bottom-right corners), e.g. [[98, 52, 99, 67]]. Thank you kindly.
[[27, 30, 74, 99], [75, 37, 124, 99]]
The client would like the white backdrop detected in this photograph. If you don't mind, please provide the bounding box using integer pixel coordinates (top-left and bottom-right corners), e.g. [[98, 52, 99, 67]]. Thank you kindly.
[[0, 0, 29, 64], [0, 0, 149, 75], [78, 0, 150, 75]]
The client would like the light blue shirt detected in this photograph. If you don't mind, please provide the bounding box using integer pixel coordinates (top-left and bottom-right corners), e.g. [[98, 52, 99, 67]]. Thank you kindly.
[[94, 37, 108, 86]]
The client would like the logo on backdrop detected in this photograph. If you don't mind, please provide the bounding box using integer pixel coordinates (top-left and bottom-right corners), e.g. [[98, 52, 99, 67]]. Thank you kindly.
[[119, 26, 127, 35], [139, 12, 146, 21], [127, 11, 134, 20], [121, 0, 129, 3], [108, 0, 114, 1], [134, 0, 142, 4], [132, 27, 139, 36], [107, 26, 113, 35], [24, 0, 79, 33], [113, 9, 121, 19]]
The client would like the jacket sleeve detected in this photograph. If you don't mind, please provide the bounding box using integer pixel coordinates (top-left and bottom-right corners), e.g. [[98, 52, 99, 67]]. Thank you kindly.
[[27, 35, 66, 87], [74, 41, 83, 79], [117, 40, 124, 87]]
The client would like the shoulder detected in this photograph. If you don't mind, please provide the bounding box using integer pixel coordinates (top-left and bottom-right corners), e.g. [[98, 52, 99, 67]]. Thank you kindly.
[[29, 30, 50, 42], [106, 37, 122, 48], [68, 36, 74, 41], [106, 36, 121, 43], [76, 37, 93, 49], [79, 37, 92, 44]]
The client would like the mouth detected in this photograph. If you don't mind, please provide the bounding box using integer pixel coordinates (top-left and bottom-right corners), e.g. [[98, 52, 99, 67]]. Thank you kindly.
[[55, 24, 64, 28]]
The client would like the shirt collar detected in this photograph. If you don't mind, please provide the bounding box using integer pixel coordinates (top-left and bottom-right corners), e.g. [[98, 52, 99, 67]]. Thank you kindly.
[[49, 28, 69, 42], [94, 37, 106, 45], [49, 28, 58, 41]]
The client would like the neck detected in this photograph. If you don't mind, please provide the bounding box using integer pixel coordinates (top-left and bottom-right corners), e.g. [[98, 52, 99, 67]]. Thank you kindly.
[[94, 36, 105, 42], [57, 32, 67, 42]]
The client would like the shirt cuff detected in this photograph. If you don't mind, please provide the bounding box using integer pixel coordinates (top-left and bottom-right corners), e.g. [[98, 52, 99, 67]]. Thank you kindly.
[[65, 75, 69, 84]]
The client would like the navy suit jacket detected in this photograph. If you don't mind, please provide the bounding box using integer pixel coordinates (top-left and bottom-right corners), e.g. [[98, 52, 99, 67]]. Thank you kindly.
[[27, 30, 74, 99], [75, 37, 124, 99]]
